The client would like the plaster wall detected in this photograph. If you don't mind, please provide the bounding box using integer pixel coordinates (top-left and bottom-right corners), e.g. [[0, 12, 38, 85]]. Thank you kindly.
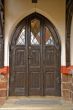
[[71, 16, 73, 65]]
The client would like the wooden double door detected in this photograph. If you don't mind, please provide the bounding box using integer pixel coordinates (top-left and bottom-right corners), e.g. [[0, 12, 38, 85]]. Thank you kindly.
[[9, 13, 61, 96]]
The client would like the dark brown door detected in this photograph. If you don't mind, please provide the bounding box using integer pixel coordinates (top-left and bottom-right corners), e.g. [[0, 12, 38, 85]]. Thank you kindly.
[[9, 13, 61, 96], [28, 19, 43, 95], [9, 27, 29, 96], [43, 26, 61, 96]]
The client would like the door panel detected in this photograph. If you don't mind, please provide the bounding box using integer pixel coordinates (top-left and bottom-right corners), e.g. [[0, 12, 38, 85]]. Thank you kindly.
[[44, 71, 55, 95], [9, 46, 28, 96], [43, 46, 60, 96], [28, 46, 41, 66], [28, 46, 43, 95], [13, 72, 26, 96]]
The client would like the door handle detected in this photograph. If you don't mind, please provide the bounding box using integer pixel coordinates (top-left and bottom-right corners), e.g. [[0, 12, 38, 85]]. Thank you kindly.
[[29, 46, 31, 49], [28, 57, 32, 59]]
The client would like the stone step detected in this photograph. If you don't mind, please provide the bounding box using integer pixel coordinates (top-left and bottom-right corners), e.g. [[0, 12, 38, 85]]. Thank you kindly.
[[1, 97, 73, 110]]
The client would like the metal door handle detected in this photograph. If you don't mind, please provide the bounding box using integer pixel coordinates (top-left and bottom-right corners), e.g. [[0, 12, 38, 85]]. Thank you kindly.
[[28, 57, 32, 59], [29, 46, 31, 49]]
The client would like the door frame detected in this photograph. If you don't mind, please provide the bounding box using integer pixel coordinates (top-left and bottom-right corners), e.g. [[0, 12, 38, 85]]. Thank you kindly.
[[9, 12, 61, 96]]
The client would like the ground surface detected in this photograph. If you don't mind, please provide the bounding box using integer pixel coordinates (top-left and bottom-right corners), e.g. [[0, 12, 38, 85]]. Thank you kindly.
[[0, 97, 73, 110]]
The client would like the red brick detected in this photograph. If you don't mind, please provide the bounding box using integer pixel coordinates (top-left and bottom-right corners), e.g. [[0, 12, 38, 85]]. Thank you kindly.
[[68, 75, 72, 82], [71, 92, 73, 103], [62, 74, 72, 82], [62, 90, 71, 100], [71, 85, 73, 92], [0, 90, 7, 97], [72, 77, 73, 83], [62, 74, 68, 82], [0, 82, 7, 89], [0, 97, 6, 105], [62, 83, 71, 90]]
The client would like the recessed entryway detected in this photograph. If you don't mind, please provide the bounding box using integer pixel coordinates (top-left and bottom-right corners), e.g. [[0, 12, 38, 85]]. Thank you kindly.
[[9, 13, 61, 96]]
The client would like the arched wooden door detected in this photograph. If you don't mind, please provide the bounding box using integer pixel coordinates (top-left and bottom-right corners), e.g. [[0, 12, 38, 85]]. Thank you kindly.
[[9, 13, 61, 96]]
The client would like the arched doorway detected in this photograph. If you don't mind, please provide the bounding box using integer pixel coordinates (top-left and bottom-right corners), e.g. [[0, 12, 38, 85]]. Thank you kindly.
[[9, 13, 61, 96]]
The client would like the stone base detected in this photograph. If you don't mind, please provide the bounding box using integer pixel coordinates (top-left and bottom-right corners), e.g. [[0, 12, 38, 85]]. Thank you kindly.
[[61, 74, 72, 101], [0, 77, 7, 105], [0, 71, 73, 105], [0, 97, 6, 105], [71, 77, 73, 102]]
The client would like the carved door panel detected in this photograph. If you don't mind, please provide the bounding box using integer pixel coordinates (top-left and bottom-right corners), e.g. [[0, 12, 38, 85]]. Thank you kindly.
[[43, 26, 61, 96], [9, 28, 28, 96], [43, 46, 59, 95], [28, 19, 43, 95], [28, 46, 43, 95]]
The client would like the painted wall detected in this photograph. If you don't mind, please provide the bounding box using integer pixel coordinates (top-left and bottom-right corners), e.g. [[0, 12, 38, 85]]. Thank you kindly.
[[71, 15, 73, 65], [4, 0, 65, 66]]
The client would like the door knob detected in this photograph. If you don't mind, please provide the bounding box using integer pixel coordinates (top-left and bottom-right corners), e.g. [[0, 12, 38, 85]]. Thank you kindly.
[[29, 46, 31, 49], [28, 57, 32, 59]]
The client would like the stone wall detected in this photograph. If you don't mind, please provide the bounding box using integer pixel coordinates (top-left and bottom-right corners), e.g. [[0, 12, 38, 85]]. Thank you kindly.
[[71, 74, 73, 102], [0, 77, 7, 105], [0, 70, 73, 105], [0, 67, 9, 105], [61, 69, 73, 103], [61, 74, 72, 101]]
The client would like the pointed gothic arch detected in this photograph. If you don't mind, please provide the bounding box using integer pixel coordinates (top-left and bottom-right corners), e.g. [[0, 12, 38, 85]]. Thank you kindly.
[[9, 12, 61, 96]]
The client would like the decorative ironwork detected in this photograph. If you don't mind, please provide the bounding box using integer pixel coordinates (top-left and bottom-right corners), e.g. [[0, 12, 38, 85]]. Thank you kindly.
[[45, 26, 54, 45], [16, 28, 25, 45], [31, 32, 40, 45]]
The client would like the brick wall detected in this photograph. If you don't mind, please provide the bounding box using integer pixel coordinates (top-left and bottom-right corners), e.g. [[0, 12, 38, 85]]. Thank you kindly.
[[0, 75, 8, 105], [61, 74, 72, 101], [71, 74, 73, 102]]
